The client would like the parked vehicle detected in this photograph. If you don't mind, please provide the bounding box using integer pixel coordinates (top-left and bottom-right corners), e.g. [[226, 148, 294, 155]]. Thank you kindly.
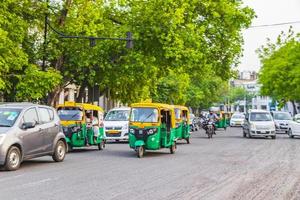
[[104, 107, 130, 141], [288, 114, 300, 138], [129, 103, 177, 158], [173, 105, 190, 144], [0, 103, 66, 171], [271, 111, 292, 134], [57, 101, 105, 151], [243, 109, 276, 139], [230, 113, 245, 127]]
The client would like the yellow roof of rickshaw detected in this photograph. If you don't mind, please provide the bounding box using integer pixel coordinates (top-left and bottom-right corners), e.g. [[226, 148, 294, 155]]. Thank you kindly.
[[172, 105, 189, 111], [57, 101, 104, 112], [131, 103, 174, 110]]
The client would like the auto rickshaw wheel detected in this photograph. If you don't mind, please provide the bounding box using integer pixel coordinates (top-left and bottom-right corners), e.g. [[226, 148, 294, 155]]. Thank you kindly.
[[98, 140, 105, 150], [67, 143, 73, 152], [136, 146, 144, 158], [186, 137, 190, 144], [170, 143, 176, 154]]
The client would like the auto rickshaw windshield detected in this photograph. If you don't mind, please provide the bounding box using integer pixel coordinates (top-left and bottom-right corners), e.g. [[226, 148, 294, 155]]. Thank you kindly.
[[130, 108, 158, 123], [58, 107, 83, 121]]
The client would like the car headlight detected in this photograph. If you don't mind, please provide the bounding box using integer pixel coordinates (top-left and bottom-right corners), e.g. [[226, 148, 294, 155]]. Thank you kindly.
[[0, 134, 6, 145], [275, 122, 280, 128], [250, 123, 256, 130], [129, 128, 134, 134]]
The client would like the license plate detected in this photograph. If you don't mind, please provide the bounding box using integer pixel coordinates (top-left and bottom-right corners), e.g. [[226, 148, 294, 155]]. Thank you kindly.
[[139, 130, 143, 134], [260, 131, 266, 133], [107, 130, 119, 134]]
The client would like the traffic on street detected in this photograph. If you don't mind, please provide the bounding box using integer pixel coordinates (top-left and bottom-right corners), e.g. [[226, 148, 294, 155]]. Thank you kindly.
[[1, 127, 300, 200]]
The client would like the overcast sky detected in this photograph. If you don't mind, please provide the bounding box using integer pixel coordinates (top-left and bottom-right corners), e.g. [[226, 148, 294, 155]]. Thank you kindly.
[[239, 0, 300, 72]]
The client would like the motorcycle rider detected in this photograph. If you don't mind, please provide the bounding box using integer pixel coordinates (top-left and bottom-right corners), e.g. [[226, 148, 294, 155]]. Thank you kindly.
[[206, 110, 219, 134]]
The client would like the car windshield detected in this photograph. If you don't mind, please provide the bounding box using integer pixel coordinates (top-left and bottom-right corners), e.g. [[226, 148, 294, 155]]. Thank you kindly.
[[130, 108, 158, 123], [274, 113, 292, 120], [232, 114, 245, 119], [250, 113, 272, 121], [175, 108, 181, 120], [57, 107, 83, 121], [105, 110, 130, 121], [0, 108, 21, 127]]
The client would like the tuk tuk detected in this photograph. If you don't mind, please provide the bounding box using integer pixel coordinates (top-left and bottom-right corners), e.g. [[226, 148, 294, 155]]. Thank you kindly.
[[57, 101, 105, 151], [129, 103, 177, 158], [215, 111, 228, 130], [173, 105, 190, 144]]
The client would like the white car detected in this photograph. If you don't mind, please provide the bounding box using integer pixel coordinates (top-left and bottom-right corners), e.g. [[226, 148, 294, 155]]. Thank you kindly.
[[104, 107, 130, 141], [230, 113, 245, 127], [288, 114, 300, 138], [243, 109, 276, 139], [272, 111, 292, 134]]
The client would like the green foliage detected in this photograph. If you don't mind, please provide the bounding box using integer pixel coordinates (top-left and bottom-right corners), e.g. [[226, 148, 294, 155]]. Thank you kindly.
[[16, 66, 62, 101], [0, 0, 254, 108], [258, 31, 300, 106]]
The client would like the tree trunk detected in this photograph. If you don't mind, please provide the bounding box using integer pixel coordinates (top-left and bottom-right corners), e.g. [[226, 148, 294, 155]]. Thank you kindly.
[[76, 82, 87, 103], [292, 100, 298, 115]]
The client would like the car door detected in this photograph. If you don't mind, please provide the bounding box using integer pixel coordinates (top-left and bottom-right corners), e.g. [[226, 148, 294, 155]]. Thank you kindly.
[[38, 107, 59, 152], [291, 121, 300, 134], [19, 107, 44, 157], [244, 113, 250, 133]]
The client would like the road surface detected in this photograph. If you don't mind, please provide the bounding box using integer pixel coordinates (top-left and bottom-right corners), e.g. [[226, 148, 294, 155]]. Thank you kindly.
[[1, 128, 300, 200]]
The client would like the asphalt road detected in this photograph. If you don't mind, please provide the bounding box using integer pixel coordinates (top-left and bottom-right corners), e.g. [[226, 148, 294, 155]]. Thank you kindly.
[[1, 127, 300, 200]]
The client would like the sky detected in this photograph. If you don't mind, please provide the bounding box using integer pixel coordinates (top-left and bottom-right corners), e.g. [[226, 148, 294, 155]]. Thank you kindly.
[[239, 0, 300, 72]]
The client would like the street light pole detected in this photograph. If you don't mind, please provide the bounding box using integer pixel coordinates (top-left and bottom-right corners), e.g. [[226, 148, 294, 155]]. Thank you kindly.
[[42, 0, 49, 70]]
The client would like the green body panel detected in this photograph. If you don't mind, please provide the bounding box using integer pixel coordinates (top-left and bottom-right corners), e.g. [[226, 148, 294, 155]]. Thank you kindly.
[[134, 140, 145, 147], [176, 122, 190, 140], [216, 118, 227, 129], [129, 125, 176, 151], [65, 124, 105, 148]]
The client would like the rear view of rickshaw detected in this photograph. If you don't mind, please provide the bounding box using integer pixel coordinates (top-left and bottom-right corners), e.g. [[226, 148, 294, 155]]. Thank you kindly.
[[129, 103, 177, 158], [215, 111, 227, 130], [174, 105, 191, 144], [57, 102, 105, 151]]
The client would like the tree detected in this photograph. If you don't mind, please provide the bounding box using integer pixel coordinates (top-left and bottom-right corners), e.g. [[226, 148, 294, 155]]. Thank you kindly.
[[258, 31, 300, 114]]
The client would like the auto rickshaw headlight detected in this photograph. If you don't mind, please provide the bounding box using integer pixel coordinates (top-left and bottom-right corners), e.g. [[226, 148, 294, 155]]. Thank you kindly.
[[147, 128, 157, 135], [130, 128, 134, 134]]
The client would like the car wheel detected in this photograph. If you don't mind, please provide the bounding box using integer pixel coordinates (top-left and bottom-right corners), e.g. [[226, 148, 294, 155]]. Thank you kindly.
[[288, 129, 294, 138], [52, 140, 66, 162], [4, 146, 21, 171]]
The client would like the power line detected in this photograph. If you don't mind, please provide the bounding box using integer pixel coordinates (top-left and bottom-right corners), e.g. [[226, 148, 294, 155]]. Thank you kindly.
[[249, 20, 300, 28]]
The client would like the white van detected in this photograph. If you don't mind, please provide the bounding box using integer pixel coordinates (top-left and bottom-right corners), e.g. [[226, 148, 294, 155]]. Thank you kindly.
[[243, 109, 276, 139], [104, 107, 130, 141]]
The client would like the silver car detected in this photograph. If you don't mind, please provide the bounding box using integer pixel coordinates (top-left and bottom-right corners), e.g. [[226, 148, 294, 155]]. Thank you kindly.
[[0, 103, 67, 171]]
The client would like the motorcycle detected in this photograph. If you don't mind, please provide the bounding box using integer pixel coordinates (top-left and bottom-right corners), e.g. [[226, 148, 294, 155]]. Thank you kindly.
[[202, 119, 216, 138]]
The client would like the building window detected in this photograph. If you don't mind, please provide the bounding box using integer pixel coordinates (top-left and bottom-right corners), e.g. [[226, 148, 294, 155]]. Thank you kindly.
[[261, 105, 267, 110]]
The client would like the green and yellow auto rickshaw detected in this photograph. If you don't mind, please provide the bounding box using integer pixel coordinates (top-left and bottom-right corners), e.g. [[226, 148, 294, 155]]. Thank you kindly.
[[57, 101, 105, 151], [215, 111, 228, 130], [129, 103, 177, 158], [173, 105, 190, 144]]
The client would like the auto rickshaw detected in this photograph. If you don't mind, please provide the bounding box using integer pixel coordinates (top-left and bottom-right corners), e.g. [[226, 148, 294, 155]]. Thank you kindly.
[[57, 101, 105, 151], [215, 111, 228, 130], [129, 103, 177, 158], [173, 105, 190, 144]]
